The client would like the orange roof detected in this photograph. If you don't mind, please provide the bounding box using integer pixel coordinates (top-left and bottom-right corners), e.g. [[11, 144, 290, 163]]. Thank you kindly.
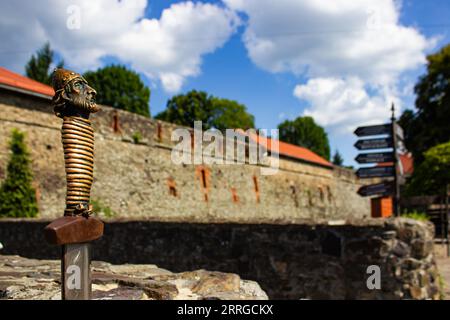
[[377, 153, 414, 175], [0, 66, 333, 168], [0, 67, 54, 97], [242, 130, 333, 168]]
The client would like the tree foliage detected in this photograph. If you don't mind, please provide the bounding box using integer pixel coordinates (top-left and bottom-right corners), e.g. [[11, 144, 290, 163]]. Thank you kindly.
[[332, 150, 344, 166], [0, 129, 39, 218], [405, 141, 450, 196], [209, 97, 255, 132], [155, 90, 255, 131], [25, 42, 63, 85], [83, 65, 151, 117], [399, 44, 450, 165], [278, 116, 331, 160]]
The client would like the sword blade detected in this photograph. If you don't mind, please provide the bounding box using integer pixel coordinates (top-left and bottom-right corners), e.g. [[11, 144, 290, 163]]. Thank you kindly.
[[62, 243, 91, 300]]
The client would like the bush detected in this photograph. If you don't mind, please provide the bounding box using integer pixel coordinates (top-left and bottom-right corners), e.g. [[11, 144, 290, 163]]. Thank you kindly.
[[400, 211, 429, 221], [405, 141, 450, 196], [91, 199, 116, 218], [132, 131, 143, 144], [0, 129, 39, 218]]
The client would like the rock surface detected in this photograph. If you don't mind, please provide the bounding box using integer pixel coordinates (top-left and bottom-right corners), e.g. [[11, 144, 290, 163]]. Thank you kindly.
[[0, 255, 268, 300]]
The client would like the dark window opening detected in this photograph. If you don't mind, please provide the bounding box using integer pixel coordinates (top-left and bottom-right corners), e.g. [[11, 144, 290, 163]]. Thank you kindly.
[[253, 176, 259, 193], [112, 111, 121, 134], [157, 123, 162, 142], [253, 176, 260, 203], [167, 178, 178, 197], [201, 169, 207, 189], [319, 187, 325, 202], [231, 188, 239, 203], [169, 186, 177, 197], [290, 185, 299, 208]]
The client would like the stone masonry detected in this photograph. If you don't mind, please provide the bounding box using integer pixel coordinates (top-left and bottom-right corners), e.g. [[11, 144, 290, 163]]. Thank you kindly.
[[0, 255, 268, 300], [0, 90, 370, 223], [0, 218, 441, 299]]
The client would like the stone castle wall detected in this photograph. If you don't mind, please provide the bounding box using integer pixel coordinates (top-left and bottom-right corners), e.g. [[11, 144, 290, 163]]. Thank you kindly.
[[0, 218, 440, 299], [0, 90, 370, 222]]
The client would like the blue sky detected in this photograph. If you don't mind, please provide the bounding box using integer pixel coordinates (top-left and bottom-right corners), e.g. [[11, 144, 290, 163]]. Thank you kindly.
[[146, 0, 450, 166], [1, 0, 450, 166]]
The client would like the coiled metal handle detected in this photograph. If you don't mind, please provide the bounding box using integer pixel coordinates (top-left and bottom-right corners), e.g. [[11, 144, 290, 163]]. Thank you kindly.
[[62, 116, 94, 216]]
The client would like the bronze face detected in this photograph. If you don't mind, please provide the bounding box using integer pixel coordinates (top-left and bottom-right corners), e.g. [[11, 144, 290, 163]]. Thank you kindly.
[[65, 77, 99, 115], [51, 68, 99, 216], [52, 68, 100, 119]]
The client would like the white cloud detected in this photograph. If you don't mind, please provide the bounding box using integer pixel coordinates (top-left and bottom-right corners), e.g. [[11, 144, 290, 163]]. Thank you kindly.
[[0, 0, 240, 92], [224, 0, 434, 132], [295, 77, 399, 134]]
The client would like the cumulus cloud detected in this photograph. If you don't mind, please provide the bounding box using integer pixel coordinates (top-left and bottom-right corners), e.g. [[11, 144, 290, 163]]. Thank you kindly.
[[0, 0, 239, 92], [224, 0, 434, 132], [294, 77, 399, 134]]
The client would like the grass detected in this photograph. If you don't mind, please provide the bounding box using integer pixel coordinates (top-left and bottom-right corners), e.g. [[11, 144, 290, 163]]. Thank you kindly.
[[400, 210, 429, 221], [132, 131, 142, 144], [91, 199, 116, 218]]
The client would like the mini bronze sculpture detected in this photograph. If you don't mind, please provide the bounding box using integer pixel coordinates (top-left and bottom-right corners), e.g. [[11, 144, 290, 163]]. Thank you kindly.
[[52, 68, 99, 217], [44, 68, 104, 300]]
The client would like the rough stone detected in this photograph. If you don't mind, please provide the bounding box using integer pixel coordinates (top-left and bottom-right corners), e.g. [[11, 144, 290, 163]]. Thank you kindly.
[[0, 255, 267, 300], [0, 98, 370, 223], [0, 217, 443, 299]]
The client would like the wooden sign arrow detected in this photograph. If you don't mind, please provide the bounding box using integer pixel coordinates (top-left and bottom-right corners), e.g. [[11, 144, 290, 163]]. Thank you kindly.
[[355, 152, 394, 164], [357, 181, 394, 197], [356, 166, 395, 179], [354, 138, 393, 150], [354, 123, 391, 137]]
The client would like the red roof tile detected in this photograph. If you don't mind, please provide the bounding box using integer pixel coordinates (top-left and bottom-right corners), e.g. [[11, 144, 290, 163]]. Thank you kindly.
[[0, 67, 54, 97], [377, 153, 414, 175], [242, 130, 333, 168], [0, 66, 333, 169]]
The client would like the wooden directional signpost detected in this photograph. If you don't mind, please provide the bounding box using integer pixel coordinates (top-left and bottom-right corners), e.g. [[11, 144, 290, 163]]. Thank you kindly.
[[356, 166, 395, 179], [354, 104, 404, 216], [357, 181, 394, 197], [354, 137, 393, 150], [355, 152, 394, 164], [354, 123, 391, 137]]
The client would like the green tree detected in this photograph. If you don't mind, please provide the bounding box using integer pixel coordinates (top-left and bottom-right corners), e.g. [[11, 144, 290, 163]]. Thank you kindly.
[[83, 65, 151, 117], [209, 97, 255, 132], [156, 90, 212, 129], [406, 141, 450, 196], [332, 150, 344, 166], [0, 129, 39, 218], [155, 90, 255, 131], [25, 42, 64, 85], [399, 44, 450, 164], [278, 116, 331, 160]]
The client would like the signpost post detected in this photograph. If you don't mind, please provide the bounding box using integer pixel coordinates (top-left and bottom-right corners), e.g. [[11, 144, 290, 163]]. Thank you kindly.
[[391, 104, 401, 216], [354, 103, 405, 216], [43, 68, 104, 300]]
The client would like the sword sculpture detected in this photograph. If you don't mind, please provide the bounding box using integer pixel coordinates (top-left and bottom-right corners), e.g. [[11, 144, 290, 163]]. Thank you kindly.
[[44, 68, 104, 300]]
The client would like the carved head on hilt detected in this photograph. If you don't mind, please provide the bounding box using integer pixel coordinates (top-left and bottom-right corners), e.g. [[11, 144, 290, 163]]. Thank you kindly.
[[52, 68, 100, 119]]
